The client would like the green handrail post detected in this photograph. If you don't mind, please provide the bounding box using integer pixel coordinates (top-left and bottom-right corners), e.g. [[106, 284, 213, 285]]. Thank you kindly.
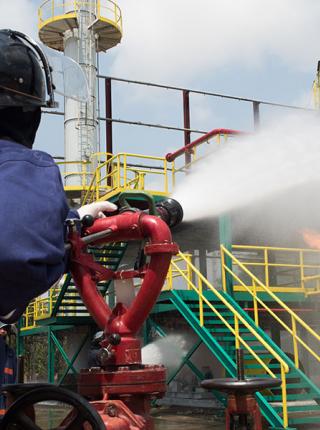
[[219, 214, 233, 296], [16, 318, 24, 356], [143, 318, 151, 346], [48, 327, 55, 383]]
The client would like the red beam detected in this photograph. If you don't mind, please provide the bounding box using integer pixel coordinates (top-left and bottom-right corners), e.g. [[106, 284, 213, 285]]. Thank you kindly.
[[166, 128, 246, 162]]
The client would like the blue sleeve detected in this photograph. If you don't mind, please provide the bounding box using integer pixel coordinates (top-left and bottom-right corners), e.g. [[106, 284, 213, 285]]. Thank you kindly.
[[0, 149, 70, 317]]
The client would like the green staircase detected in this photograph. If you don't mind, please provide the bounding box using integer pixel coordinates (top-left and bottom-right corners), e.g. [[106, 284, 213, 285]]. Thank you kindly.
[[159, 289, 320, 429], [51, 243, 127, 319]]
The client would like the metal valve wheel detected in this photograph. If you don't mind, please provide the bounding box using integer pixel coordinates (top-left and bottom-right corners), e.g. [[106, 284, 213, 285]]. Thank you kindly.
[[1, 385, 106, 430]]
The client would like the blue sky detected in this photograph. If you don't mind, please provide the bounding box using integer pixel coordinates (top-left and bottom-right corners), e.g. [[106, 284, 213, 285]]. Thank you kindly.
[[1, 0, 320, 158]]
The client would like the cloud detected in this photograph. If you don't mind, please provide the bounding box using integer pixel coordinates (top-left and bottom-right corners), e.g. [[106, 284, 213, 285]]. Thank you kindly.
[[0, 0, 37, 38], [111, 0, 320, 85]]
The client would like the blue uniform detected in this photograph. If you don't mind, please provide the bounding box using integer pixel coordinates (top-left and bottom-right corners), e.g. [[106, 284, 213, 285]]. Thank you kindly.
[[0, 139, 77, 320]]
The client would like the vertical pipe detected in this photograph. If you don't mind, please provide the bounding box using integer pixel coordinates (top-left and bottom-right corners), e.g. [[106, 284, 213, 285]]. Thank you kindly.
[[105, 77, 113, 155], [253, 101, 260, 131], [236, 348, 245, 380], [105, 77, 113, 187], [183, 90, 191, 167]]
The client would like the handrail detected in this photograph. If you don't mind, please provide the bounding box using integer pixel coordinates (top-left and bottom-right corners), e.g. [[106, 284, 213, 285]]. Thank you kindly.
[[163, 254, 193, 290], [167, 251, 289, 427], [38, 0, 122, 32], [232, 244, 320, 294], [81, 152, 171, 204], [221, 245, 320, 373], [165, 128, 247, 162]]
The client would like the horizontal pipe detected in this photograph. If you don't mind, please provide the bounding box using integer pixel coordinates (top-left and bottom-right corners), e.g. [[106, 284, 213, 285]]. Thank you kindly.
[[166, 128, 246, 162], [97, 75, 315, 111]]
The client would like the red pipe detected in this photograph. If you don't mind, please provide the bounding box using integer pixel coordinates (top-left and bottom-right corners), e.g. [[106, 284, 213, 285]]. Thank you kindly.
[[166, 128, 246, 162], [70, 211, 178, 335]]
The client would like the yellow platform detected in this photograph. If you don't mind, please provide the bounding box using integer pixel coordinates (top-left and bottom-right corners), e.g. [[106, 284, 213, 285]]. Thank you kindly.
[[38, 0, 122, 52]]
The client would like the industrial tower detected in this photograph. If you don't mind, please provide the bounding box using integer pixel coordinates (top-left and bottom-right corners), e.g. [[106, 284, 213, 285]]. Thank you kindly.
[[38, 0, 122, 188]]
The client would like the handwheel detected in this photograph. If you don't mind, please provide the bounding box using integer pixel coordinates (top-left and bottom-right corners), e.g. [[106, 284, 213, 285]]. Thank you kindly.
[[1, 386, 106, 430]]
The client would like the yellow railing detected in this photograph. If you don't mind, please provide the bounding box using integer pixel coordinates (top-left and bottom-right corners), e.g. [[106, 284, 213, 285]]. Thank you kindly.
[[167, 251, 289, 427], [81, 152, 173, 204], [22, 288, 59, 331], [221, 245, 320, 373], [22, 278, 77, 331], [38, 0, 122, 32], [163, 254, 193, 290], [56, 160, 92, 190], [231, 244, 320, 295]]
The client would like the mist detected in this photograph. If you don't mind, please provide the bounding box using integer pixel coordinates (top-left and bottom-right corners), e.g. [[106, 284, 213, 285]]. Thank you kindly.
[[173, 113, 320, 245], [141, 334, 189, 374]]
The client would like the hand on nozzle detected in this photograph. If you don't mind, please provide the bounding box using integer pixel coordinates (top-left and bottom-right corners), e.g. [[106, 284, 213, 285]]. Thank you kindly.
[[77, 201, 117, 220]]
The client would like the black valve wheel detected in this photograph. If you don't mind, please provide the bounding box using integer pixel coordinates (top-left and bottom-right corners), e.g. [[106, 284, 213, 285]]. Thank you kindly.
[[1, 386, 106, 430]]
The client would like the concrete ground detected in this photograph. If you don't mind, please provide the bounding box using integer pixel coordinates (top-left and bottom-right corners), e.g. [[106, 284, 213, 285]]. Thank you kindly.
[[153, 407, 226, 430]]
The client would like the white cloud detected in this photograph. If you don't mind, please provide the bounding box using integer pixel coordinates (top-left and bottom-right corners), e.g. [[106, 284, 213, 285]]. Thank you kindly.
[[112, 0, 320, 84], [0, 0, 37, 38]]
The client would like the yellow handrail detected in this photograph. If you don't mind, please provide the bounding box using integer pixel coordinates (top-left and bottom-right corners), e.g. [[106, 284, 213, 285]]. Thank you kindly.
[[21, 276, 75, 331], [232, 244, 320, 295], [81, 152, 172, 204], [38, 0, 122, 32], [167, 251, 289, 428], [221, 245, 320, 373]]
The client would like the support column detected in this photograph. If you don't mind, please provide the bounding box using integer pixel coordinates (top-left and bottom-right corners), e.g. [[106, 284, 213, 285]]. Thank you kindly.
[[219, 215, 233, 296], [183, 90, 191, 167], [253, 101, 260, 131], [105, 77, 113, 155], [105, 77, 113, 187]]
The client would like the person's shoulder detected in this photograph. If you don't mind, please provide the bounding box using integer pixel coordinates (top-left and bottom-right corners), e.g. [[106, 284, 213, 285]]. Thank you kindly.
[[30, 149, 56, 165], [0, 140, 56, 167]]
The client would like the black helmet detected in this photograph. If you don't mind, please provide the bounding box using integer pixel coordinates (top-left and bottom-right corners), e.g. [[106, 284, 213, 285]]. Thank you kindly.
[[0, 29, 55, 109]]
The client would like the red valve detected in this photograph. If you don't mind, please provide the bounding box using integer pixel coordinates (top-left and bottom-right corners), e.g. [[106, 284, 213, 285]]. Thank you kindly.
[[68, 210, 179, 366]]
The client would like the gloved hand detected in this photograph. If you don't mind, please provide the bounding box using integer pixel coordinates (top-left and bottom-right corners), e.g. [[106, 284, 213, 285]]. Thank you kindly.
[[77, 201, 117, 220]]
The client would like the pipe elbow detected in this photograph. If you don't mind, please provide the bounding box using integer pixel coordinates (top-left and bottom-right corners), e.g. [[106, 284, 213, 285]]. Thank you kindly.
[[138, 214, 179, 255]]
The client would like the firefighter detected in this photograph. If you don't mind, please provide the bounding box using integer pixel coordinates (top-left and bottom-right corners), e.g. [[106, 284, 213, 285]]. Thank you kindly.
[[0, 29, 116, 324], [0, 323, 17, 418]]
